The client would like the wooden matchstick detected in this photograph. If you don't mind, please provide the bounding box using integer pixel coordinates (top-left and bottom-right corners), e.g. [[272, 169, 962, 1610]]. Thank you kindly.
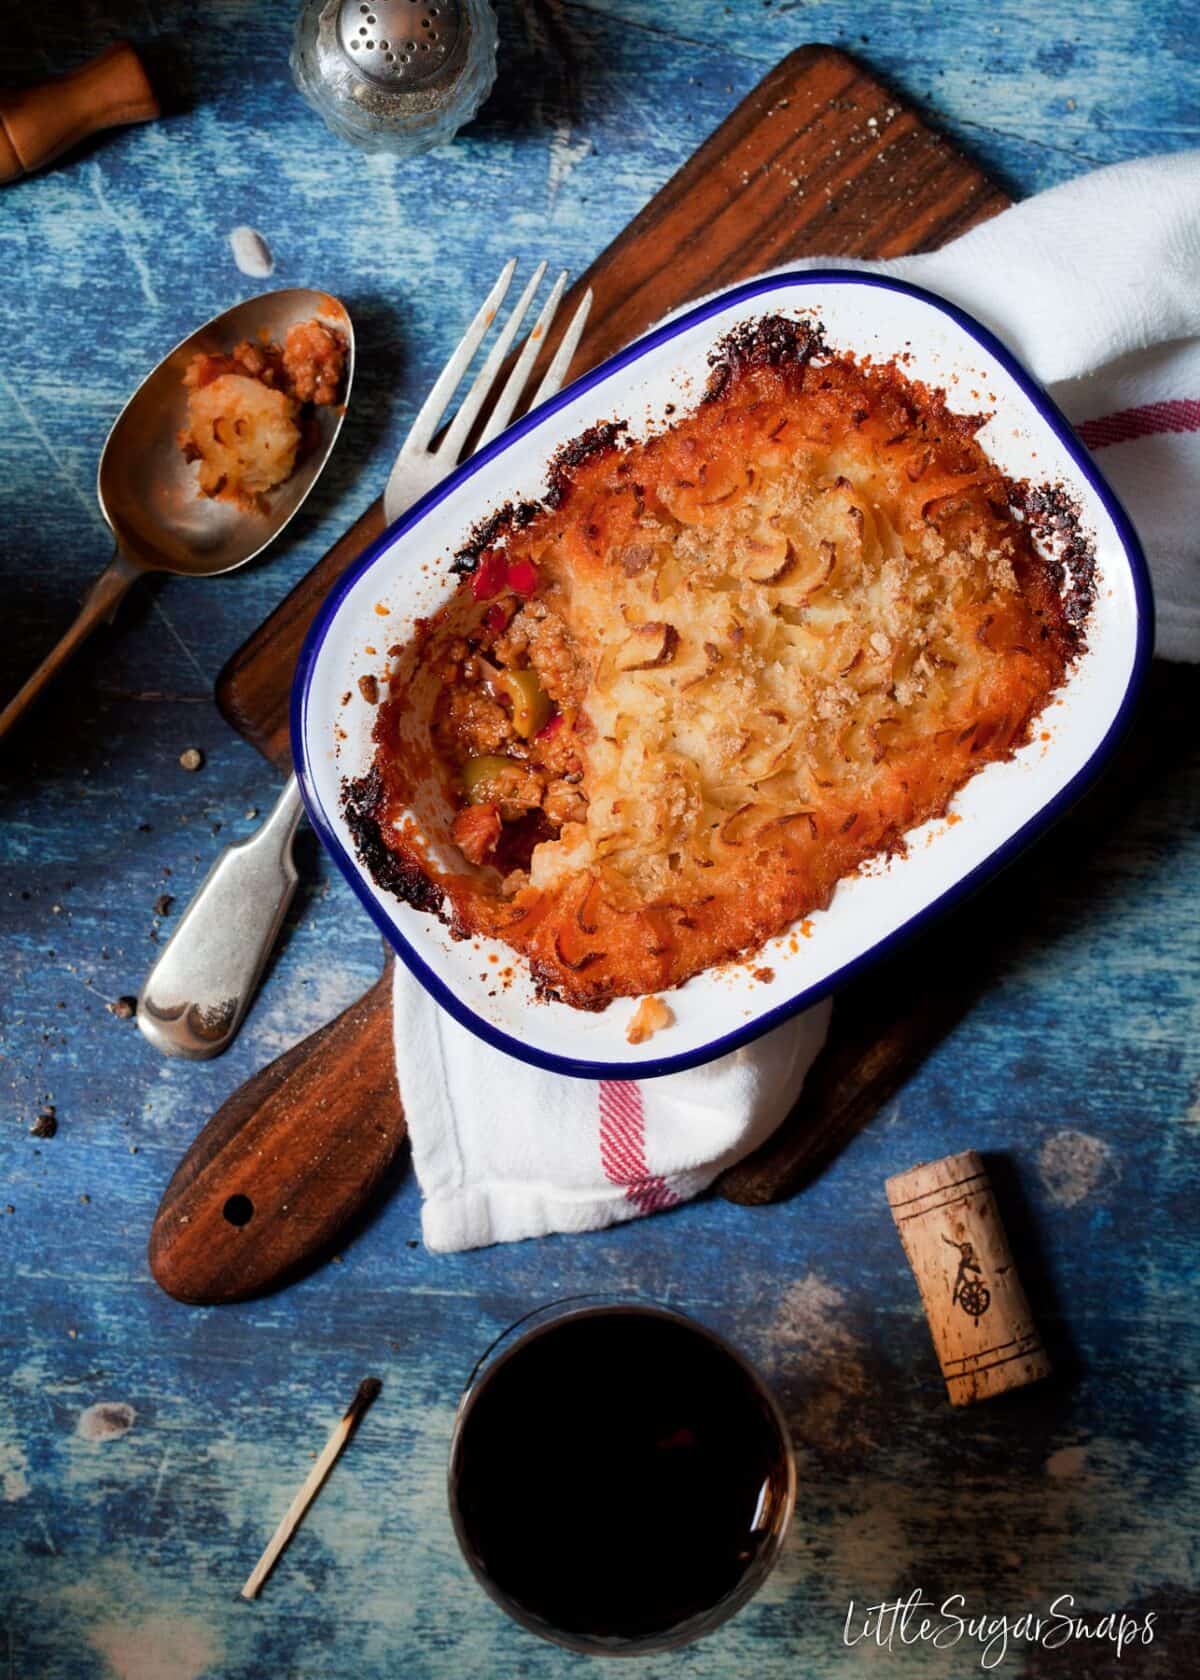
[[240, 1376, 382, 1600]]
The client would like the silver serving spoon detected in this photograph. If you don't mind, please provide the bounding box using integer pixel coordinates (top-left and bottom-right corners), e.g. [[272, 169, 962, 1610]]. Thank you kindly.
[[0, 287, 355, 741]]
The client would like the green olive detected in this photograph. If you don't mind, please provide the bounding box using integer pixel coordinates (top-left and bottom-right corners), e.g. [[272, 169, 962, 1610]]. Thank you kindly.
[[497, 668, 552, 738], [461, 755, 515, 803]]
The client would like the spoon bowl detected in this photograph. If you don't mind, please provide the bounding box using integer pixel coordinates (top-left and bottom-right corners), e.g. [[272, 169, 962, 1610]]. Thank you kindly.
[[0, 287, 354, 742], [100, 288, 354, 576]]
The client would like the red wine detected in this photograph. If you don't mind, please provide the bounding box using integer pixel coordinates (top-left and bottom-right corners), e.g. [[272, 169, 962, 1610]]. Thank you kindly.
[[448, 1305, 793, 1651]]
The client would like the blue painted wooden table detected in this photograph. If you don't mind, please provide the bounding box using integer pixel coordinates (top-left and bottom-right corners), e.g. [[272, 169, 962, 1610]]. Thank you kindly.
[[3, 4, 1198, 1676]]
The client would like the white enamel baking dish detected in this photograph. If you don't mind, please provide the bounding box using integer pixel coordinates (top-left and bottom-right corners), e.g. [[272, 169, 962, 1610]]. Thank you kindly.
[[293, 272, 1152, 1079]]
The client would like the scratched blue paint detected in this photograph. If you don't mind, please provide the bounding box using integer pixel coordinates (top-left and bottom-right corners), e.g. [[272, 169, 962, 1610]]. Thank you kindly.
[[2, 1, 1198, 1676]]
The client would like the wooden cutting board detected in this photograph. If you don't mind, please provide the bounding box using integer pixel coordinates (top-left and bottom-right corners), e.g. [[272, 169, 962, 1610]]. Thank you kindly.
[[151, 46, 1012, 1303]]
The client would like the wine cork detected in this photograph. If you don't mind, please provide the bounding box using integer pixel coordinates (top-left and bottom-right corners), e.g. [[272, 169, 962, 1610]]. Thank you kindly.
[[886, 1150, 1051, 1406]]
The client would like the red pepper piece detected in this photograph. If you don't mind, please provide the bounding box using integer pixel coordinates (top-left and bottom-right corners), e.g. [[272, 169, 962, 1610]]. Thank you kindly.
[[506, 558, 538, 597], [451, 802, 502, 865], [484, 602, 510, 633], [471, 549, 509, 601], [535, 711, 563, 741]]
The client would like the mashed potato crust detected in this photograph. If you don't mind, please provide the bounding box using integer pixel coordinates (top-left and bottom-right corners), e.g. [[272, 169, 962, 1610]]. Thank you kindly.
[[181, 374, 301, 501], [347, 315, 1086, 1010]]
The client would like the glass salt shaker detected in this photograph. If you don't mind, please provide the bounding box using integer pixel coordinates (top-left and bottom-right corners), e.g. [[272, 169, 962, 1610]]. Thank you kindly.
[[290, 0, 498, 158]]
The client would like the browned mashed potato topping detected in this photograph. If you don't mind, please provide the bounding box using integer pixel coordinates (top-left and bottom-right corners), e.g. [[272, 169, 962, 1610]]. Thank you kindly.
[[346, 315, 1092, 1012], [177, 318, 346, 509]]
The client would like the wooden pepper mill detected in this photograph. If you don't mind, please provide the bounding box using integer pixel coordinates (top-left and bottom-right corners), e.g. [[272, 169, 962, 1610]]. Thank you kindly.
[[0, 42, 159, 185], [887, 1150, 1051, 1406]]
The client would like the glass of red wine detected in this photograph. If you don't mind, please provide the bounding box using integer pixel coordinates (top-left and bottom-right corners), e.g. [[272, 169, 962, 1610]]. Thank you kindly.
[[447, 1297, 796, 1654]]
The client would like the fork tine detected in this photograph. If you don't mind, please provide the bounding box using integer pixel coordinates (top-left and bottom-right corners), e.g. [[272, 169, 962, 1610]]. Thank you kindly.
[[402, 258, 517, 455], [528, 286, 593, 411], [476, 269, 569, 450], [437, 261, 548, 464]]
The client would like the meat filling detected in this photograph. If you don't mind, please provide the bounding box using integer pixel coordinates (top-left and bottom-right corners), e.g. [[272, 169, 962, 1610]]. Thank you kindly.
[[436, 595, 590, 871]]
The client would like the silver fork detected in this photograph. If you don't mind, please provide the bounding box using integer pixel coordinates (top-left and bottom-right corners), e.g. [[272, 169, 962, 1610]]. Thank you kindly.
[[137, 262, 592, 1060]]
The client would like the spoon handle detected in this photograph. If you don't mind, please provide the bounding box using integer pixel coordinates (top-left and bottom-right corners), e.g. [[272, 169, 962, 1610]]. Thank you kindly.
[[137, 775, 305, 1059], [0, 550, 140, 742]]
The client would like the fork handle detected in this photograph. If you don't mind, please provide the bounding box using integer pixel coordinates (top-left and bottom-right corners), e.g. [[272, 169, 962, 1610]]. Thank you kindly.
[[137, 776, 305, 1059]]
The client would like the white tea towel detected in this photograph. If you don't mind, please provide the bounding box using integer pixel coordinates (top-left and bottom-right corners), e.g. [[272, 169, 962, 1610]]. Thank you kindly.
[[398, 979, 831, 1253], [401, 151, 1200, 1253]]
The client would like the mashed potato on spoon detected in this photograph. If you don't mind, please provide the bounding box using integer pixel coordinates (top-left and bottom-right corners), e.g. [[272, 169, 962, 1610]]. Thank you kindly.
[[177, 319, 346, 510]]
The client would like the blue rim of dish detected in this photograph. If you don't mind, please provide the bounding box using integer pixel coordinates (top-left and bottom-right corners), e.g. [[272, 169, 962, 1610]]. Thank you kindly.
[[292, 269, 1154, 1081]]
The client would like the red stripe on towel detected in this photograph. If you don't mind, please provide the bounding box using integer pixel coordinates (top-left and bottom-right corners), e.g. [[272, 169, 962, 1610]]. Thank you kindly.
[[1078, 399, 1200, 450], [598, 1080, 679, 1215]]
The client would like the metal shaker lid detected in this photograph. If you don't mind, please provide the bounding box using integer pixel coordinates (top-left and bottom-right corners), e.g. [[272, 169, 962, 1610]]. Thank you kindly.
[[336, 0, 461, 87]]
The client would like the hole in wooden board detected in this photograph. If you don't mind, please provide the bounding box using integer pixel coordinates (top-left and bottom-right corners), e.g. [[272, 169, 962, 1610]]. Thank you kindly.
[[224, 1193, 254, 1228]]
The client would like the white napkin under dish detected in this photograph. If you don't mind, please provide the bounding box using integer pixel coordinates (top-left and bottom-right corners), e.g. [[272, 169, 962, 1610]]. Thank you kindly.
[[399, 151, 1200, 1252]]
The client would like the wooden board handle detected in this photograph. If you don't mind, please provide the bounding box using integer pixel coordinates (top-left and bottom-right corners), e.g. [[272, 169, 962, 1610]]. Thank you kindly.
[[148, 962, 406, 1304], [0, 42, 159, 184]]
